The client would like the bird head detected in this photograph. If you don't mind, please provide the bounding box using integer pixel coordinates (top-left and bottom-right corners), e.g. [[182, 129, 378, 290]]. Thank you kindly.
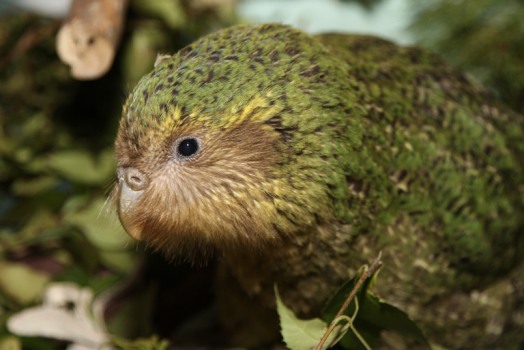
[[113, 23, 349, 260]]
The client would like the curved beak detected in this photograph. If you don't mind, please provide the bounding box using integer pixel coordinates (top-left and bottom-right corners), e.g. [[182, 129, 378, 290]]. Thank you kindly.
[[117, 179, 144, 241]]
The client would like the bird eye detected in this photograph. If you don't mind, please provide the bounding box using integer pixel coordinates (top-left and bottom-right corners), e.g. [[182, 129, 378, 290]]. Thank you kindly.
[[177, 137, 199, 158]]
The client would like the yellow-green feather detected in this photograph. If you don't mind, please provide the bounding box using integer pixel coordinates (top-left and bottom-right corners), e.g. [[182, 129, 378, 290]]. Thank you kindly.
[[119, 23, 524, 348]]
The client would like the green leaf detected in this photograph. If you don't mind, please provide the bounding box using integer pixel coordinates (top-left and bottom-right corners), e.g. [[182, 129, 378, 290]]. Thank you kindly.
[[0, 336, 22, 350], [122, 23, 172, 87], [61, 232, 100, 273], [63, 198, 136, 273], [10, 176, 59, 196], [63, 198, 132, 250], [131, 0, 187, 29], [42, 149, 115, 185], [0, 262, 50, 306], [275, 285, 349, 350], [15, 208, 56, 242], [105, 283, 157, 339], [323, 267, 430, 350], [110, 335, 169, 350], [53, 265, 91, 286], [98, 250, 137, 274]]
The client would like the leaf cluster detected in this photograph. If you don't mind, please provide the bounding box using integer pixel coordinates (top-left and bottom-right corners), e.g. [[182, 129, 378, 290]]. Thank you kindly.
[[277, 256, 430, 350]]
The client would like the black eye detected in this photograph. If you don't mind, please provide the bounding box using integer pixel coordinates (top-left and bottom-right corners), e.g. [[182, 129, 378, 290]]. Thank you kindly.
[[178, 138, 199, 157]]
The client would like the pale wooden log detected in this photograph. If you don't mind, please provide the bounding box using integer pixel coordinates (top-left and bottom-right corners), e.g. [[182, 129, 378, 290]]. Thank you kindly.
[[56, 0, 128, 80]]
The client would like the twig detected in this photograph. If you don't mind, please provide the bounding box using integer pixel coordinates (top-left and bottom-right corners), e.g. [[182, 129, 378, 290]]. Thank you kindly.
[[315, 251, 382, 350]]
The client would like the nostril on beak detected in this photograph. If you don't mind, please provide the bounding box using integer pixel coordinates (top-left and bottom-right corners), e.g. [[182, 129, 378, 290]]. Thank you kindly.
[[129, 175, 142, 187], [122, 167, 149, 192]]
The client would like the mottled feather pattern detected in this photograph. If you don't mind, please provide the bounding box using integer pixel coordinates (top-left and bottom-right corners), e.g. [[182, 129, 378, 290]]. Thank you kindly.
[[114, 24, 524, 349]]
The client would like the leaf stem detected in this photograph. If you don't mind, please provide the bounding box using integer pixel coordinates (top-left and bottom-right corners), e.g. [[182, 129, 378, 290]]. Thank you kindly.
[[347, 297, 372, 350], [314, 251, 382, 350], [351, 291, 359, 322]]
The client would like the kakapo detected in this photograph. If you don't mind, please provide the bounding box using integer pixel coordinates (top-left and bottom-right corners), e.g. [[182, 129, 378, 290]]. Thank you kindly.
[[113, 23, 524, 349]]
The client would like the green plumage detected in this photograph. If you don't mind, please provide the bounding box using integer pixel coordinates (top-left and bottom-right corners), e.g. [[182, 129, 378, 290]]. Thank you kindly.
[[115, 24, 524, 349]]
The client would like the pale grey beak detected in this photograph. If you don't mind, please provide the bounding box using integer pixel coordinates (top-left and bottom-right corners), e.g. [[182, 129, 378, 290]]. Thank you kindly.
[[117, 167, 149, 241]]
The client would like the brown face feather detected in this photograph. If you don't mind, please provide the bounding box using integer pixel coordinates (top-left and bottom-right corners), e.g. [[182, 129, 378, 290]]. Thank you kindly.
[[113, 121, 285, 260], [113, 24, 337, 262]]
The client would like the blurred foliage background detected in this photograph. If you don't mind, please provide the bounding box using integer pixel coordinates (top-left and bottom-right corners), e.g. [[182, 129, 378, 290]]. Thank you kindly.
[[0, 0, 523, 349], [411, 0, 524, 114]]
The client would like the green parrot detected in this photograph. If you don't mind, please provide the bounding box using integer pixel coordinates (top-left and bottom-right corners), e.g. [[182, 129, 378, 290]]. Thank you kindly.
[[113, 23, 524, 349]]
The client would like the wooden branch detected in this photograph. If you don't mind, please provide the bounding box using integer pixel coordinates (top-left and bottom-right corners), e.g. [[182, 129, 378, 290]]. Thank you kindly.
[[56, 0, 128, 80]]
